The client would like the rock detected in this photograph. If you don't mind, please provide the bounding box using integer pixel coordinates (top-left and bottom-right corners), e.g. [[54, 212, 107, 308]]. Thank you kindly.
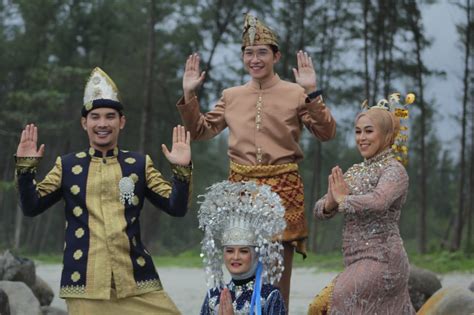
[[469, 281, 474, 292], [0, 288, 10, 315], [30, 276, 54, 306], [0, 250, 36, 287], [0, 281, 41, 315], [408, 265, 442, 311], [417, 286, 474, 315], [41, 305, 68, 315]]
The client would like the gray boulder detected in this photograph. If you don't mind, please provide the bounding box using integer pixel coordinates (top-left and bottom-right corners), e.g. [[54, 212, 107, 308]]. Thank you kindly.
[[0, 288, 10, 315], [0, 281, 41, 315], [417, 286, 474, 315], [0, 250, 36, 287], [469, 281, 474, 292], [30, 276, 54, 306], [408, 265, 442, 311], [41, 306, 68, 315]]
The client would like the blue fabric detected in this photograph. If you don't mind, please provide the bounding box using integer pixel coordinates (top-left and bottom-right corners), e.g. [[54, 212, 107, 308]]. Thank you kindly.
[[16, 148, 190, 291], [200, 279, 286, 315], [250, 262, 263, 315]]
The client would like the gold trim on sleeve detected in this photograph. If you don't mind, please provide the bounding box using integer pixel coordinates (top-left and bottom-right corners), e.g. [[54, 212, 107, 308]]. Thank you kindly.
[[171, 164, 192, 183], [15, 156, 41, 174]]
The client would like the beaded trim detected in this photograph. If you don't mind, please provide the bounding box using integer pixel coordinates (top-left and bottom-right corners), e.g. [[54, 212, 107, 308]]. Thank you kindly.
[[136, 278, 163, 291], [60, 285, 86, 296], [15, 156, 41, 174], [171, 164, 192, 183]]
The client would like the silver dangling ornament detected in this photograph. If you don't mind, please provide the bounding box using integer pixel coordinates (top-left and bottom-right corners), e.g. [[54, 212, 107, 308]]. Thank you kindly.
[[119, 176, 135, 205]]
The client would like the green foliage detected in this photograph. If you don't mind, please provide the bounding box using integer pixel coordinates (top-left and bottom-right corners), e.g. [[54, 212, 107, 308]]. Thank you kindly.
[[0, 0, 471, 257], [409, 251, 474, 273]]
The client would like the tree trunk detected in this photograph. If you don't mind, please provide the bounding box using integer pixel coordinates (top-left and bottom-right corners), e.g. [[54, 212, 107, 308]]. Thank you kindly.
[[13, 204, 23, 250], [405, 0, 427, 253], [363, 0, 371, 102], [309, 142, 322, 252], [452, 0, 471, 251], [200, 1, 238, 100], [139, 0, 157, 153]]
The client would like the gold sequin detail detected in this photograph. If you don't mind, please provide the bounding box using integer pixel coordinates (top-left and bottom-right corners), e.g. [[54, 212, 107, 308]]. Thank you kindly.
[[70, 185, 80, 195], [75, 152, 87, 158], [130, 173, 139, 183], [132, 236, 137, 246], [136, 256, 146, 267], [73, 249, 83, 260], [71, 165, 83, 175], [73, 206, 83, 217], [71, 271, 81, 282], [125, 157, 136, 164], [84, 102, 93, 111], [132, 195, 139, 206], [88, 148, 95, 156], [136, 279, 163, 291], [75, 228, 85, 238], [60, 285, 85, 296], [256, 94, 263, 131], [65, 221, 68, 229], [131, 217, 136, 224]]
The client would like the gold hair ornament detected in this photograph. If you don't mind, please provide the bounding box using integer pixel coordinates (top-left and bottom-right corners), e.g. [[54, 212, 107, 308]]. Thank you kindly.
[[361, 92, 415, 166]]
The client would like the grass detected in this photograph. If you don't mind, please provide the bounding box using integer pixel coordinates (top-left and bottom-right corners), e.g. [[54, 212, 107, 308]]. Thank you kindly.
[[409, 251, 474, 274], [28, 250, 474, 274]]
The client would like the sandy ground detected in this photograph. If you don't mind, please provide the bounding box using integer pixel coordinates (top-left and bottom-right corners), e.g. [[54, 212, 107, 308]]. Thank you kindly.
[[37, 264, 473, 314]]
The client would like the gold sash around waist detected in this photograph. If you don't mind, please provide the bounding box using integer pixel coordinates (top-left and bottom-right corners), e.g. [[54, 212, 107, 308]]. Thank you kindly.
[[229, 161, 299, 178]]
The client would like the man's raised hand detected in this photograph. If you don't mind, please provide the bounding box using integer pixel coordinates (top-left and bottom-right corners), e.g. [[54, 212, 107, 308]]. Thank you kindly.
[[292, 50, 317, 94], [161, 125, 191, 166], [16, 124, 45, 157], [183, 53, 206, 102]]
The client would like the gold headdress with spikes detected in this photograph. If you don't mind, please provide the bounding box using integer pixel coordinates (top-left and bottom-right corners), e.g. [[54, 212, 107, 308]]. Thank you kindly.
[[82, 67, 123, 117], [242, 13, 279, 48], [361, 92, 415, 165]]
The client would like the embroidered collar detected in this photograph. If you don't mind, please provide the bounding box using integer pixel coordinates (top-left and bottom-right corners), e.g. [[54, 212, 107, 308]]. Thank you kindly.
[[232, 276, 256, 286], [228, 279, 255, 291], [88, 146, 119, 158], [248, 74, 280, 90], [363, 148, 393, 166]]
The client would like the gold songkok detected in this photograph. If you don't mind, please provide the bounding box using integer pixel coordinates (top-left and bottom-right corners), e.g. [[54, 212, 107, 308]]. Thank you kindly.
[[242, 13, 278, 48], [82, 67, 123, 117]]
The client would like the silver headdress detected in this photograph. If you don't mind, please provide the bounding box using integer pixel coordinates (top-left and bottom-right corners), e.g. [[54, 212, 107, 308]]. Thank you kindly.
[[198, 181, 286, 289]]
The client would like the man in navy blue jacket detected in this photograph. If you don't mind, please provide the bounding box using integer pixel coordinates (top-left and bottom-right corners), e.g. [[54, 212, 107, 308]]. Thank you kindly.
[[15, 67, 191, 314]]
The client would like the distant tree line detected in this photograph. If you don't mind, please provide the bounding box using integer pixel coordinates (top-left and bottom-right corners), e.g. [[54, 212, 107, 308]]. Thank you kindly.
[[0, 0, 472, 256]]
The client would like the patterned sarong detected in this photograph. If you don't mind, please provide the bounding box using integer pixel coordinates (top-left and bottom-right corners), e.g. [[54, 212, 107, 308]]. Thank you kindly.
[[229, 161, 307, 257], [307, 280, 335, 315]]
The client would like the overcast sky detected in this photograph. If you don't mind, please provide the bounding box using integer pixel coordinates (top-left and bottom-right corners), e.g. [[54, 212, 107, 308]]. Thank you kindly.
[[422, 1, 468, 154]]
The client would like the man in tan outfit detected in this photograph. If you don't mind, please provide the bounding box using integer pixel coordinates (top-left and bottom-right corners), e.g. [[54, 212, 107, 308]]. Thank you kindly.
[[177, 13, 336, 311]]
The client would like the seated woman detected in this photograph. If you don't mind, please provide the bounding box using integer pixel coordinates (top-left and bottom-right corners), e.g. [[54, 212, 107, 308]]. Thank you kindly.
[[198, 181, 287, 315], [308, 95, 416, 315]]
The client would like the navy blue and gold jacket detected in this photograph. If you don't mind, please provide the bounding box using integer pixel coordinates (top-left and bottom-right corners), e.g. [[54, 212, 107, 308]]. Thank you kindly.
[[15, 147, 192, 299]]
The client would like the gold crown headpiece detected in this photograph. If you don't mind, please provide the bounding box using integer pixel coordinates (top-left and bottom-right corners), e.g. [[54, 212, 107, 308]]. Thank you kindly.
[[82, 67, 122, 117], [242, 13, 279, 48], [361, 92, 415, 165]]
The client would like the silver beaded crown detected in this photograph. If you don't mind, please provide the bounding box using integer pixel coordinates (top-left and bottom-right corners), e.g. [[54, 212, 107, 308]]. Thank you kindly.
[[198, 181, 286, 289]]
